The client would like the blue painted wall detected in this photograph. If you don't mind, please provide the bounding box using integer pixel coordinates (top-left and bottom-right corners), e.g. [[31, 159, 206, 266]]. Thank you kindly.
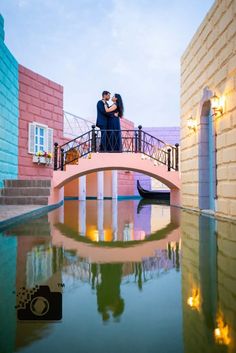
[[0, 14, 19, 187]]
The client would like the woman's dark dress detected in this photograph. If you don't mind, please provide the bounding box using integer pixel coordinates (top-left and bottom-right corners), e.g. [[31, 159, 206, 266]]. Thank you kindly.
[[108, 107, 122, 152]]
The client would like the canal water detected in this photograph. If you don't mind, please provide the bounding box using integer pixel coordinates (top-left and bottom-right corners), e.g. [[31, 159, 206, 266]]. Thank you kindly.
[[0, 200, 235, 353]]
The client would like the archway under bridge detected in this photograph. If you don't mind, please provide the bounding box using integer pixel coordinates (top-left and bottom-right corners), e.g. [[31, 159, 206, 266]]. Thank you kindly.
[[49, 153, 180, 206]]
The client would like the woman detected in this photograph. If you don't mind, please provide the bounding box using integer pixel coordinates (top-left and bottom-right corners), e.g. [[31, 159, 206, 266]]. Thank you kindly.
[[103, 93, 124, 152]]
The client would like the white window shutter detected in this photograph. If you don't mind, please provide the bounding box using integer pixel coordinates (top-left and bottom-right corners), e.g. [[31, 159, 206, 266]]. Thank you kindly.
[[47, 128, 53, 153], [28, 123, 35, 154]]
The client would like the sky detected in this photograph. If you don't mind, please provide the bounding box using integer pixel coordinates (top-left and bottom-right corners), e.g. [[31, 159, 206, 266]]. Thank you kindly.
[[1, 0, 214, 126]]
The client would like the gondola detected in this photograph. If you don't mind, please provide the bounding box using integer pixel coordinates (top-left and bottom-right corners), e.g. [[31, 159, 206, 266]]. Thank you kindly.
[[137, 180, 170, 200]]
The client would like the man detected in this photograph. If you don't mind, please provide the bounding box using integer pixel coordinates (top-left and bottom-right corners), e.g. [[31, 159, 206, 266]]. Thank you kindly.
[[96, 91, 112, 151]]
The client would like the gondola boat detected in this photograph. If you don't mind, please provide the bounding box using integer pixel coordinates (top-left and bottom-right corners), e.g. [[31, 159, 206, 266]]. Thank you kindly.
[[137, 180, 170, 200]]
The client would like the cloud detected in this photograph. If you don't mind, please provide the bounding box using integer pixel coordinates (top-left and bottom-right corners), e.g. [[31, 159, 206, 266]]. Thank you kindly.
[[4, 0, 214, 126]]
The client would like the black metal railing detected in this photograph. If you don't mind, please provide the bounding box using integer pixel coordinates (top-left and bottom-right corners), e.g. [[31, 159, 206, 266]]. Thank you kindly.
[[54, 125, 179, 172]]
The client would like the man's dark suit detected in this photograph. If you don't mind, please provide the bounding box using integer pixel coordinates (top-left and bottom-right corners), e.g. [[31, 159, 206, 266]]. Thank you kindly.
[[96, 100, 112, 151]]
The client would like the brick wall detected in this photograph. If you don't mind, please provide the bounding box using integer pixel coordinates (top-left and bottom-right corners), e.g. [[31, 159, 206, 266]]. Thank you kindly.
[[18, 65, 64, 179], [180, 0, 236, 219], [0, 14, 19, 187]]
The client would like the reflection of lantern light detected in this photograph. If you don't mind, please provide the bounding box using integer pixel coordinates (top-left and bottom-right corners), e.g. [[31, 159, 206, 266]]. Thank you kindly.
[[90, 230, 99, 242], [187, 288, 200, 311], [214, 313, 231, 346]]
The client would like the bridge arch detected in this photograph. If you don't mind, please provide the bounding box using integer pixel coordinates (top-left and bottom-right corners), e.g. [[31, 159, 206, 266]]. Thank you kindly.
[[50, 153, 180, 206]]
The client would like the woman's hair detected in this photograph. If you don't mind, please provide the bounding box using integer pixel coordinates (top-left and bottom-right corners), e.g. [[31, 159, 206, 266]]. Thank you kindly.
[[115, 94, 124, 117]]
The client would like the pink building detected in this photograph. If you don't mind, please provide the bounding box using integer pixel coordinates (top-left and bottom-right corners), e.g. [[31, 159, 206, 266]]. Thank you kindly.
[[18, 65, 66, 179]]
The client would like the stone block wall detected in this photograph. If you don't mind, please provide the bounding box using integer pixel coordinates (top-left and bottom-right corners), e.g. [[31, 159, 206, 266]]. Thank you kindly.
[[18, 65, 64, 179], [0, 14, 19, 187], [180, 0, 236, 219]]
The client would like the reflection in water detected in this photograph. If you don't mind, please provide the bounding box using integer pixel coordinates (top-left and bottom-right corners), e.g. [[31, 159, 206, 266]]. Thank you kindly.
[[61, 200, 175, 242], [91, 263, 124, 322], [0, 202, 235, 353]]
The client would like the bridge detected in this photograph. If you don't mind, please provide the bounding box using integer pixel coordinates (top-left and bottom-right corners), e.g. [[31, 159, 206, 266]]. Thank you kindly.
[[49, 126, 180, 206]]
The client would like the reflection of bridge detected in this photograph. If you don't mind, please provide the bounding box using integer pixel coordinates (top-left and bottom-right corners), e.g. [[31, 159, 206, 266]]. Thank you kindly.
[[50, 126, 180, 206]]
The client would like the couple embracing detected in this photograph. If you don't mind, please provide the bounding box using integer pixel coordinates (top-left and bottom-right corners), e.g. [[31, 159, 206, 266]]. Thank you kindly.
[[96, 91, 124, 152]]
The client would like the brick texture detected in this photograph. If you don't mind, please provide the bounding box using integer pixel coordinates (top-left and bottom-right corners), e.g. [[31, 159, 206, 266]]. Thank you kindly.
[[180, 0, 236, 219], [18, 65, 64, 179], [0, 16, 19, 187]]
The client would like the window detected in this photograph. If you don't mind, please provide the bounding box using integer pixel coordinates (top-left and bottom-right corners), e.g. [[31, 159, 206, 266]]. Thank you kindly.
[[28, 122, 53, 154], [35, 126, 46, 153]]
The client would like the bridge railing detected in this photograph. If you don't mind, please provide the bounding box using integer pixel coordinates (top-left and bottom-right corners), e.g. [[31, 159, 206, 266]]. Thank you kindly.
[[54, 125, 179, 172]]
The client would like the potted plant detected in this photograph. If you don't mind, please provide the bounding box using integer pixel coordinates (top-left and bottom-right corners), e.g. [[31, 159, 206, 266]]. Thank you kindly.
[[33, 151, 52, 165]]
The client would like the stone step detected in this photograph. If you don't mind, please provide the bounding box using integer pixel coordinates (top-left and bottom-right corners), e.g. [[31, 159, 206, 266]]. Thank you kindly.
[[0, 196, 48, 205], [3, 179, 51, 188], [1, 187, 51, 197]]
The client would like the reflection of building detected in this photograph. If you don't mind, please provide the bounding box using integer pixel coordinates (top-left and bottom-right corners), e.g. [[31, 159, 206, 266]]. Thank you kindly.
[[62, 199, 174, 242], [0, 215, 65, 353], [0, 234, 17, 353], [180, 0, 236, 220], [181, 210, 236, 353]]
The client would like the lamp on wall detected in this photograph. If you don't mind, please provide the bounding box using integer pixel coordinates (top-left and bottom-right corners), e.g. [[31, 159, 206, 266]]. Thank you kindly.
[[187, 116, 197, 131], [211, 93, 224, 116]]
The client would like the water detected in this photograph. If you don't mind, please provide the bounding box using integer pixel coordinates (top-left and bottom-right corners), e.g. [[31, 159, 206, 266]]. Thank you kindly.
[[0, 200, 235, 353]]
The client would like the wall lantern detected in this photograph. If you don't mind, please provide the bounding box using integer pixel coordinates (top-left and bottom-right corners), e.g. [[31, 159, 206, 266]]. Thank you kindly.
[[211, 93, 224, 116], [187, 116, 197, 131]]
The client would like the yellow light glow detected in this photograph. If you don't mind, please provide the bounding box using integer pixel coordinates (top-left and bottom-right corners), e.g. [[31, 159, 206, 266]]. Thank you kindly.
[[86, 227, 99, 242], [211, 93, 224, 115], [187, 288, 200, 311], [214, 312, 231, 346], [187, 116, 197, 131]]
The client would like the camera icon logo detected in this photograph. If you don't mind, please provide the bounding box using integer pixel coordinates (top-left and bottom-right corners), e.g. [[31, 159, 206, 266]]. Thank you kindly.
[[15, 285, 62, 320]]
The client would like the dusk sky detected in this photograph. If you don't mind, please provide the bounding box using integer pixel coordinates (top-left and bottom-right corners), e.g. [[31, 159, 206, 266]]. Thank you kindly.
[[1, 0, 214, 126]]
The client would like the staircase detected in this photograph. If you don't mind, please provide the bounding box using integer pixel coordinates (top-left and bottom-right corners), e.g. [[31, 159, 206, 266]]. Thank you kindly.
[[0, 180, 51, 205]]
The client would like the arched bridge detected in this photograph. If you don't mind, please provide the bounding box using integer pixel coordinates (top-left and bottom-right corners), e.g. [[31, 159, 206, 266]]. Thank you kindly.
[[50, 126, 180, 206]]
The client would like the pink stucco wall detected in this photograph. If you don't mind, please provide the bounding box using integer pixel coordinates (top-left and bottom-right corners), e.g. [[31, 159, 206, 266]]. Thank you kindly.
[[18, 65, 66, 179]]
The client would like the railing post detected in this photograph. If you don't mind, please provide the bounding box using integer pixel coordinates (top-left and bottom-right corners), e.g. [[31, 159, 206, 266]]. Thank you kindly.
[[91, 124, 96, 152], [167, 148, 171, 171], [54, 142, 58, 170], [60, 148, 64, 171], [175, 143, 179, 171], [138, 125, 142, 152], [134, 131, 138, 153]]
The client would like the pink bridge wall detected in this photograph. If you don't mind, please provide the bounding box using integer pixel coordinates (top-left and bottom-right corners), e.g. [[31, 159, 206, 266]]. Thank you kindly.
[[18, 65, 66, 179], [64, 117, 135, 199]]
